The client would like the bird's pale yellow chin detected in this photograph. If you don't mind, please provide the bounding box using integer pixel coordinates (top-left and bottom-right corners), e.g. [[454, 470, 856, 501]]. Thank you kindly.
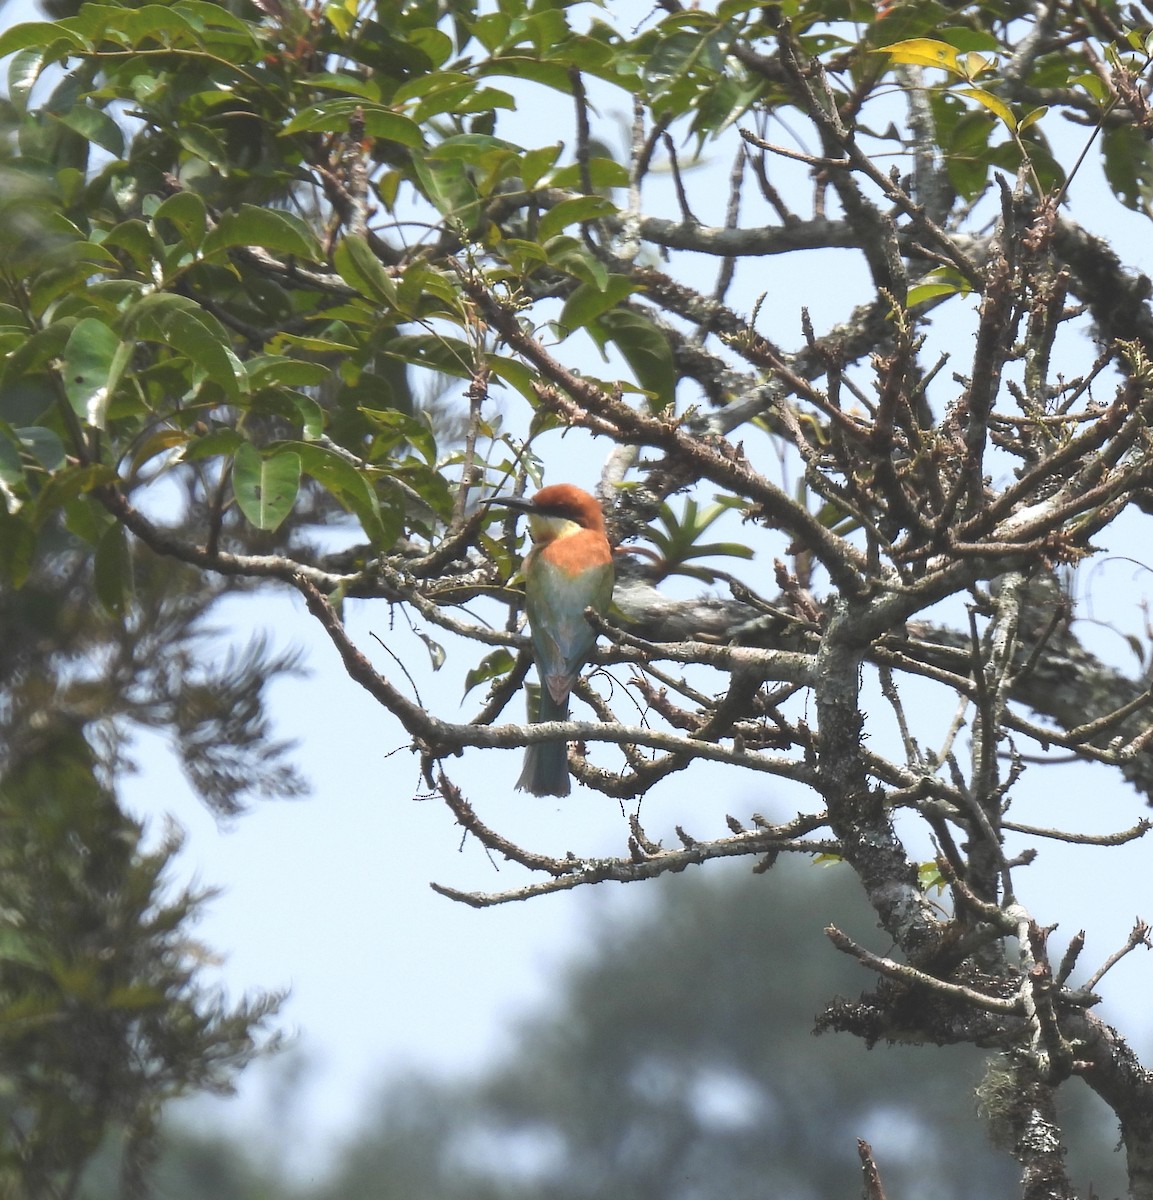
[[526, 513, 584, 545]]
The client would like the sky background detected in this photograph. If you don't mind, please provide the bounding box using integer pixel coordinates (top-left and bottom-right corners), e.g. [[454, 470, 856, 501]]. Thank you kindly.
[[5, 0, 1153, 1184]]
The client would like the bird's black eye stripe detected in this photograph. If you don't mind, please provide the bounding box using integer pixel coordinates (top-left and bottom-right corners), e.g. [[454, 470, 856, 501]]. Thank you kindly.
[[536, 502, 582, 522]]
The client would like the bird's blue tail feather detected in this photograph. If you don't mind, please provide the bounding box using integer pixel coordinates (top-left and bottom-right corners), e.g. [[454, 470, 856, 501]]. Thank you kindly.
[[516, 684, 570, 796]]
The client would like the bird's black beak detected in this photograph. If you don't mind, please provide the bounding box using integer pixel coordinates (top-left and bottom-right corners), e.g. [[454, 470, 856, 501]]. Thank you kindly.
[[486, 494, 535, 513]]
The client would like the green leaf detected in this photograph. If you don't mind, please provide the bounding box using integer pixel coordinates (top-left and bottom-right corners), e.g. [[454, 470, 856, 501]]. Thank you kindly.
[[8, 48, 46, 110], [537, 195, 619, 242], [499, 236, 549, 271], [411, 152, 482, 227], [918, 860, 948, 894], [93, 520, 131, 615], [905, 267, 973, 308], [176, 123, 229, 169], [0, 22, 87, 58], [592, 308, 677, 408], [152, 191, 208, 250], [102, 218, 160, 272], [232, 442, 301, 531], [488, 355, 538, 403], [274, 328, 358, 354], [0, 508, 36, 585], [173, 0, 260, 35], [281, 99, 424, 146], [125, 294, 246, 399], [382, 333, 474, 378], [477, 54, 574, 93], [204, 205, 320, 260], [906, 281, 962, 307], [305, 70, 384, 101], [180, 426, 244, 463], [397, 74, 516, 122], [988, 135, 1064, 196], [410, 25, 453, 67], [942, 108, 995, 200], [516, 144, 563, 189], [16, 426, 66, 473], [1103, 124, 1153, 211], [324, 0, 357, 37], [559, 275, 638, 334], [128, 427, 191, 476], [246, 356, 331, 391], [291, 442, 399, 547], [544, 236, 609, 289], [0, 426, 24, 513], [463, 648, 517, 698], [283, 391, 323, 444], [356, 405, 437, 463], [54, 105, 125, 157], [32, 462, 117, 526], [1072, 71, 1108, 104], [419, 631, 446, 670], [333, 235, 398, 307], [60, 317, 132, 429], [548, 158, 630, 190], [26, 244, 120, 317]]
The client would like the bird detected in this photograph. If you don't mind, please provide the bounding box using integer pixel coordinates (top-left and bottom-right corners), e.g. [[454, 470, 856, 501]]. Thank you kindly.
[[493, 484, 615, 796]]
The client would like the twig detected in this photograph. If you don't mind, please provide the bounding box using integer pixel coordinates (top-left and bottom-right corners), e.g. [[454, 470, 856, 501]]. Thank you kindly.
[[710, 143, 746, 311], [661, 132, 699, 225], [825, 925, 1023, 1013], [1002, 818, 1151, 845], [432, 810, 837, 907], [1055, 930, 1085, 987], [1084, 920, 1152, 992], [738, 127, 849, 168]]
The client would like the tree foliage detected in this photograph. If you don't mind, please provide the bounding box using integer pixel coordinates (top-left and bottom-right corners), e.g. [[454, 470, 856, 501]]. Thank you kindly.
[[5, 0, 1153, 1193], [0, 711, 281, 1198]]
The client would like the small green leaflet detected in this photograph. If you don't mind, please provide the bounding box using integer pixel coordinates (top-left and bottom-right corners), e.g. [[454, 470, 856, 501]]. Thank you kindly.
[[464, 648, 515, 697], [232, 442, 301, 531], [61, 317, 132, 429]]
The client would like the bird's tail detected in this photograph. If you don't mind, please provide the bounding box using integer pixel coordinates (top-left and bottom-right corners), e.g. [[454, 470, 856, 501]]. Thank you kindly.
[[516, 684, 571, 797]]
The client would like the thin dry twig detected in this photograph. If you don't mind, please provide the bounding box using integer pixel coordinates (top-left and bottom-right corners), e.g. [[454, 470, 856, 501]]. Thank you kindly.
[[1084, 920, 1152, 992], [825, 925, 1023, 1014]]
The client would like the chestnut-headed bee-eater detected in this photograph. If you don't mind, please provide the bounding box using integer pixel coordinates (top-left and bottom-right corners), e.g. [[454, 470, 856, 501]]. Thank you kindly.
[[494, 484, 614, 796]]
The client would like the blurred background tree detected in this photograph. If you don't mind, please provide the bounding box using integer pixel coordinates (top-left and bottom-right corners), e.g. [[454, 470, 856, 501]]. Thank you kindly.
[[0, 699, 282, 1198], [79, 863, 1124, 1200]]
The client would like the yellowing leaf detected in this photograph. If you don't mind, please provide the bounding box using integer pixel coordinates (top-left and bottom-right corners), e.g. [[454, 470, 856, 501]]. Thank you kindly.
[[905, 267, 973, 308], [958, 86, 1016, 131], [324, 0, 357, 36], [960, 51, 995, 81], [906, 282, 961, 307], [880, 38, 961, 75]]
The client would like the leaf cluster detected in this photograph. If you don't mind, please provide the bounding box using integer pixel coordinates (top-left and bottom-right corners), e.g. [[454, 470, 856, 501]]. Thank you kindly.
[[0, 714, 280, 1198]]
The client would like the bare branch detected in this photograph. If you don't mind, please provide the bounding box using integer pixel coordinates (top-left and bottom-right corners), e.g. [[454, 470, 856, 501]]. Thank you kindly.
[[1084, 920, 1153, 992], [825, 925, 1023, 1014]]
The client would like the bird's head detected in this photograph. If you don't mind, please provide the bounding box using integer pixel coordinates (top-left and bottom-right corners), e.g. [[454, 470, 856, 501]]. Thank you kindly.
[[490, 484, 607, 543]]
